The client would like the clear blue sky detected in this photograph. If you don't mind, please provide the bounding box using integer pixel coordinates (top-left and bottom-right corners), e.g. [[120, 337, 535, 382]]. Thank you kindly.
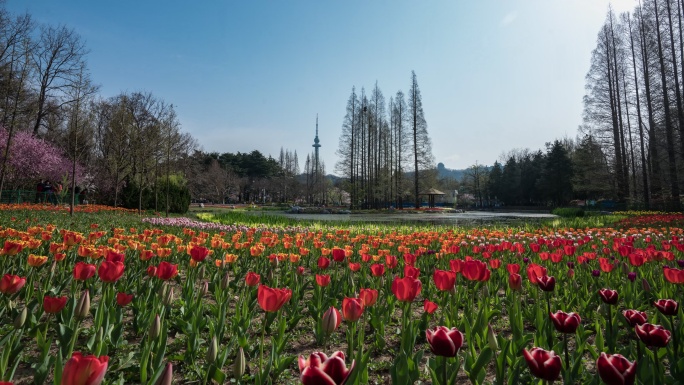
[[7, 0, 637, 173]]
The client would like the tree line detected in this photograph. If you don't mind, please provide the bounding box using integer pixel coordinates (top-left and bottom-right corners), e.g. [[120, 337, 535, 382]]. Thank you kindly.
[[335, 71, 435, 209], [583, 0, 684, 211], [0, 4, 198, 213]]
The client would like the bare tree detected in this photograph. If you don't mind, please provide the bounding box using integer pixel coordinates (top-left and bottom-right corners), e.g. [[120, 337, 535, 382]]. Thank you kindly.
[[62, 62, 98, 215], [32, 24, 87, 136]]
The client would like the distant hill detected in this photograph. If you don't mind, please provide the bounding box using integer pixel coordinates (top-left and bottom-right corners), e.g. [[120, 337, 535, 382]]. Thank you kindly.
[[437, 163, 466, 181], [322, 165, 468, 182]]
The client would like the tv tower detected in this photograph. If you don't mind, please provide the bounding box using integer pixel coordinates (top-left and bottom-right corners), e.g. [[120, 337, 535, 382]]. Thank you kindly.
[[312, 114, 321, 179]]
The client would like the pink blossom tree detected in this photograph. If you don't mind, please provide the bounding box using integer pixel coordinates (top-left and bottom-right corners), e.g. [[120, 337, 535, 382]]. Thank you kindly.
[[0, 128, 83, 190]]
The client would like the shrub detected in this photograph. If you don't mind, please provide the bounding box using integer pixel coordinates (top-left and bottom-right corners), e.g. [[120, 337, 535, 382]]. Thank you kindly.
[[120, 175, 190, 214], [552, 207, 585, 218]]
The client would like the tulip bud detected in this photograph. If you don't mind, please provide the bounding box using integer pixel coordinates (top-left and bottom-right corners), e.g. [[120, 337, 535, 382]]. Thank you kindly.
[[13, 307, 27, 329], [75, 290, 91, 320], [200, 281, 209, 297], [621, 262, 629, 275], [206, 336, 217, 364], [482, 285, 490, 299], [487, 324, 498, 350], [154, 362, 173, 385], [221, 272, 230, 290], [321, 307, 341, 335], [163, 287, 174, 306], [50, 260, 57, 275], [642, 278, 651, 292], [150, 314, 161, 341], [234, 347, 246, 378]]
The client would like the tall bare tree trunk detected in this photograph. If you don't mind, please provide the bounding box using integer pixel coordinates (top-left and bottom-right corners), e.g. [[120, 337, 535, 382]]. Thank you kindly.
[[628, 14, 651, 207], [653, 0, 681, 209]]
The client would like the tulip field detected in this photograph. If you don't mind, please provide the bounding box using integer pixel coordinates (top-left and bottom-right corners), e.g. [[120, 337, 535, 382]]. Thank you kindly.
[[1, 204, 683, 384]]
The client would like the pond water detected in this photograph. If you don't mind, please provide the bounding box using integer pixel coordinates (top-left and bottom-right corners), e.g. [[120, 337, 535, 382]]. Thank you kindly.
[[270, 211, 557, 225]]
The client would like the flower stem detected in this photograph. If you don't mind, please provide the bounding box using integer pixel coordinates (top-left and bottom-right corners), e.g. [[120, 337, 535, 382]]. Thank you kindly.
[[259, 318, 266, 385], [442, 355, 448, 385], [653, 348, 660, 385], [546, 295, 552, 350], [606, 305, 613, 353], [563, 333, 570, 384], [670, 315, 679, 363]]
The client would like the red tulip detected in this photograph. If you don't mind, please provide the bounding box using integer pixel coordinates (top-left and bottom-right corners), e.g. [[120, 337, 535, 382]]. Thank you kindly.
[[104, 250, 125, 263], [190, 245, 210, 262], [61, 352, 109, 385], [423, 299, 438, 314], [489, 259, 501, 269], [527, 264, 547, 285], [653, 299, 678, 316], [296, 266, 305, 275], [73, 262, 96, 281], [348, 262, 361, 272], [522, 347, 562, 382], [316, 274, 331, 287], [146, 265, 157, 277], [403, 265, 420, 279], [299, 351, 354, 385], [331, 248, 346, 262], [527, 263, 547, 281], [433, 269, 456, 291], [0, 274, 26, 295], [385, 255, 398, 269], [506, 263, 521, 275], [370, 263, 385, 277], [359, 288, 378, 307], [97, 261, 124, 283], [596, 352, 637, 385], [635, 323, 671, 347], [509, 273, 522, 291], [563, 245, 576, 256], [461, 260, 490, 281], [116, 292, 133, 307], [44, 295, 68, 314], [341, 297, 364, 322], [257, 284, 292, 312], [663, 266, 684, 284], [622, 310, 648, 327], [599, 289, 619, 305], [317, 257, 330, 270], [449, 259, 463, 273], [425, 326, 463, 357], [245, 272, 261, 287], [391, 276, 422, 302], [156, 261, 178, 281], [549, 311, 581, 333], [537, 275, 555, 292], [404, 253, 417, 266], [321, 307, 341, 334]]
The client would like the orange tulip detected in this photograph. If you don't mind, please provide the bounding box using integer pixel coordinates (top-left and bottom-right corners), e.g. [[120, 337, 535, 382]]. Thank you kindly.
[[28, 254, 48, 267]]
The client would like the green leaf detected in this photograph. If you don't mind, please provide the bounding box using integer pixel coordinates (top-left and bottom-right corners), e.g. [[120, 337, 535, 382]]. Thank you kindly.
[[468, 346, 493, 382]]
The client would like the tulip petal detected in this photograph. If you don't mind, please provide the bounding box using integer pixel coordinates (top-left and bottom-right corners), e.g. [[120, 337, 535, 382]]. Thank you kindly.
[[321, 355, 350, 385], [428, 328, 457, 357], [301, 366, 337, 385]]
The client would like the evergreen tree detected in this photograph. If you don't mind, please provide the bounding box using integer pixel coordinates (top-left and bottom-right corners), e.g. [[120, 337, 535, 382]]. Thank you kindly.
[[537, 140, 574, 206]]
